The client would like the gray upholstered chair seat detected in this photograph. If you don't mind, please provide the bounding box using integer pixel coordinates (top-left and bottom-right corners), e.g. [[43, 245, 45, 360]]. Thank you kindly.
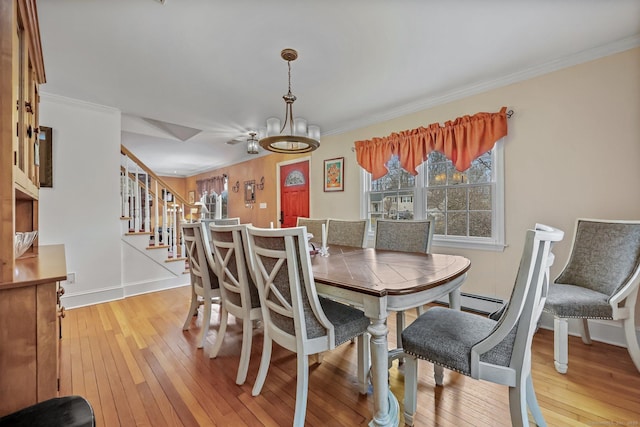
[[402, 306, 513, 375], [545, 283, 612, 319], [320, 297, 370, 346]]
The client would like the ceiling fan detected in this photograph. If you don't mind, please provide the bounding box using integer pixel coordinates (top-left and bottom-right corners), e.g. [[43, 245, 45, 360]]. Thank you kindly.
[[225, 137, 245, 145]]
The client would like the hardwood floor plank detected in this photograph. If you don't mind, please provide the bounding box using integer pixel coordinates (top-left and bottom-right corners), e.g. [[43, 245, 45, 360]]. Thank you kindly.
[[142, 346, 202, 427], [125, 335, 184, 427], [58, 286, 640, 426], [87, 305, 130, 426], [77, 309, 108, 426]]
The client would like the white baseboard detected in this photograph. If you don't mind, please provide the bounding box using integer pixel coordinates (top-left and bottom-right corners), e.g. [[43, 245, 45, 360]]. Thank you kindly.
[[124, 276, 189, 298], [60, 286, 125, 309], [61, 277, 190, 309], [538, 312, 640, 349]]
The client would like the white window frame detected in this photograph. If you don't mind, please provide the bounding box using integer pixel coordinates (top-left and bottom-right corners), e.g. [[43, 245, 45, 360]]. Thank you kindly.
[[360, 139, 506, 252]]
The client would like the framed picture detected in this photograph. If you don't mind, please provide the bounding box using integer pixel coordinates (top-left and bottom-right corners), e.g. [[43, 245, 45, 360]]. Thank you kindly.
[[39, 126, 53, 188], [188, 190, 195, 204], [323, 157, 344, 192]]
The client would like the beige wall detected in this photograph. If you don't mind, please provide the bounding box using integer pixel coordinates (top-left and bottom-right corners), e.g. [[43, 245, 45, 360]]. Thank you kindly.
[[159, 175, 187, 200], [311, 47, 640, 303], [187, 47, 640, 308]]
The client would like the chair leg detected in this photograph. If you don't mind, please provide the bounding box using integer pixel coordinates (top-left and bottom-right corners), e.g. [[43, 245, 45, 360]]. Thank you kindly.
[[526, 373, 547, 427], [293, 353, 310, 427], [553, 317, 569, 374], [252, 333, 272, 396], [182, 291, 198, 330], [434, 364, 444, 386], [580, 318, 592, 345], [197, 298, 212, 349], [623, 317, 640, 373], [508, 380, 528, 427], [236, 318, 253, 385], [403, 356, 418, 427], [209, 306, 228, 358], [356, 333, 370, 395]]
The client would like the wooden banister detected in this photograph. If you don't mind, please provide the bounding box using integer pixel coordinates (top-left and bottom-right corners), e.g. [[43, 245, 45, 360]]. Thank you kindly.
[[121, 145, 195, 210]]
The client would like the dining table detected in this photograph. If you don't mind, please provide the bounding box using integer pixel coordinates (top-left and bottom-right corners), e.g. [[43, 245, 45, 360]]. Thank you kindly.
[[310, 245, 471, 427]]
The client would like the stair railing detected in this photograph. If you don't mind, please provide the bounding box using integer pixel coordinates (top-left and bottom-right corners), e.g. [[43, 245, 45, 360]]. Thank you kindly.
[[121, 145, 200, 259]]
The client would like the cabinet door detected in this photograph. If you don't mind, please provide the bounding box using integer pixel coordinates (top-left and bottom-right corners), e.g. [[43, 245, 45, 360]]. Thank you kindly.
[[36, 282, 58, 401], [0, 286, 38, 415]]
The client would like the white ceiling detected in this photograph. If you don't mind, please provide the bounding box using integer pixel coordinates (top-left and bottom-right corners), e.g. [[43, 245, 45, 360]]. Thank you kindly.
[[37, 0, 640, 177]]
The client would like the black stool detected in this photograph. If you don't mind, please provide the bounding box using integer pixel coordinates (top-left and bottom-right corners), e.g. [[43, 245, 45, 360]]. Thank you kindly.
[[0, 396, 94, 427]]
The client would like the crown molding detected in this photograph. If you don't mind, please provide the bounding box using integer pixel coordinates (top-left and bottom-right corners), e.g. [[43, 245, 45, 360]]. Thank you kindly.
[[40, 92, 121, 114], [325, 35, 640, 137]]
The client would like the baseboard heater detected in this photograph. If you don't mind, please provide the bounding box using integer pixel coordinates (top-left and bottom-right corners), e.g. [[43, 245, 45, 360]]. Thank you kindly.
[[434, 292, 503, 315]]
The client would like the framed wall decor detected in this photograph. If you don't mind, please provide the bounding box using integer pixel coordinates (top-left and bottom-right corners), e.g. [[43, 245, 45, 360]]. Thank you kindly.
[[323, 157, 344, 192], [188, 190, 195, 204], [38, 126, 53, 188]]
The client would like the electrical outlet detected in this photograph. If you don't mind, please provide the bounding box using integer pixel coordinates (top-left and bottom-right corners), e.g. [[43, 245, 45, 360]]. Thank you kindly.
[[66, 272, 76, 284]]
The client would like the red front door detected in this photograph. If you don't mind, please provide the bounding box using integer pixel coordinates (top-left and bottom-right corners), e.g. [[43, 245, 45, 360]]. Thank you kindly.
[[279, 160, 310, 228]]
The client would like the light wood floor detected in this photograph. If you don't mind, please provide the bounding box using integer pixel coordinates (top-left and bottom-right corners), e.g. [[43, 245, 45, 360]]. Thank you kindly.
[[59, 286, 640, 426]]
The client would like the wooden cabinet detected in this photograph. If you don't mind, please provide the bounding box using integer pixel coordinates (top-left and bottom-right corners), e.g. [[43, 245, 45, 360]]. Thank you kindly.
[[0, 245, 66, 416], [0, 0, 57, 416], [1, 0, 46, 283]]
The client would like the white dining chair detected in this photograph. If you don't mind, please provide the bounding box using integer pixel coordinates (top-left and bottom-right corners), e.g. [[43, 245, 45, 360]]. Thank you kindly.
[[208, 223, 262, 385], [180, 222, 221, 349], [245, 225, 370, 427], [401, 224, 564, 427]]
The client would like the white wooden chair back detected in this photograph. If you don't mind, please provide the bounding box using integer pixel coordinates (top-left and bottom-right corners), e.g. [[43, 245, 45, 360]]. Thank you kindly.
[[245, 225, 335, 354], [208, 224, 258, 317]]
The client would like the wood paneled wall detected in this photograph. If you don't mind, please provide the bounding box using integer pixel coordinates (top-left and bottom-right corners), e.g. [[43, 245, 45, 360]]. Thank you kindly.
[[186, 153, 307, 227]]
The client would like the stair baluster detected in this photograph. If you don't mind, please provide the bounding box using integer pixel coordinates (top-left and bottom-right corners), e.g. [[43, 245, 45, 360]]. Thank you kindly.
[[154, 180, 159, 246]]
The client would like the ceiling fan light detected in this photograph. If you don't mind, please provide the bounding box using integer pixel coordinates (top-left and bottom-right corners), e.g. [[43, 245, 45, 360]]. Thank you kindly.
[[247, 132, 259, 154]]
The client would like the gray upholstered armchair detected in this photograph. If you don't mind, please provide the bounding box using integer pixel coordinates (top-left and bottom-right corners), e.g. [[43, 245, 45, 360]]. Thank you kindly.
[[544, 218, 640, 374], [401, 224, 564, 427]]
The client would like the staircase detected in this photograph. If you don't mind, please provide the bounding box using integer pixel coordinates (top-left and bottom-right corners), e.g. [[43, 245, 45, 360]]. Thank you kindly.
[[119, 145, 199, 295]]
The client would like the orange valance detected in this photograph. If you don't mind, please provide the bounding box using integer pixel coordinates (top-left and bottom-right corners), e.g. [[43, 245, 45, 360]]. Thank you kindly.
[[355, 107, 508, 180]]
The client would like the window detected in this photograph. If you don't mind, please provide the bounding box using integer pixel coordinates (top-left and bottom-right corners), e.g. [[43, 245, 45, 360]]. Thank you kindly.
[[362, 140, 505, 251]]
